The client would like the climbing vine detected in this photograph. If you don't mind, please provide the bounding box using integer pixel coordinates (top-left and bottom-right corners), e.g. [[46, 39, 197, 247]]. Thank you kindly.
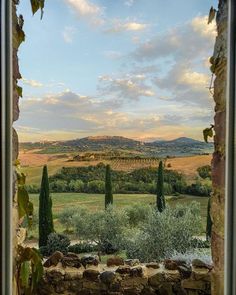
[[15, 161, 43, 294], [13, 1, 47, 293]]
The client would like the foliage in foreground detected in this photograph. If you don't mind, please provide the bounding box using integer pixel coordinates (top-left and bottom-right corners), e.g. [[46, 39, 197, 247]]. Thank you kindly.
[[69, 202, 202, 261], [73, 205, 128, 255], [39, 233, 70, 256], [124, 202, 202, 262]]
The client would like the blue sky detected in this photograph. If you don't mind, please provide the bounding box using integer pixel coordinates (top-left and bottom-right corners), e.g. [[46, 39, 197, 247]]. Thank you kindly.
[[15, 0, 218, 142]]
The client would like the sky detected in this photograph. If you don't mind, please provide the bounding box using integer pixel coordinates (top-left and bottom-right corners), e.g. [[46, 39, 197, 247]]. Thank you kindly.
[[15, 0, 218, 142]]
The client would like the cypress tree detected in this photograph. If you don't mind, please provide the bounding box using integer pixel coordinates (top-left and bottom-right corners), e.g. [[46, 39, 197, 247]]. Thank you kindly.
[[156, 161, 165, 212], [105, 164, 113, 209], [39, 165, 54, 247], [206, 197, 212, 241]]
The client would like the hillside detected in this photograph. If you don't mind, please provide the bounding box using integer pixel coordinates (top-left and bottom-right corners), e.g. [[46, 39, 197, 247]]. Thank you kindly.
[[19, 135, 213, 157]]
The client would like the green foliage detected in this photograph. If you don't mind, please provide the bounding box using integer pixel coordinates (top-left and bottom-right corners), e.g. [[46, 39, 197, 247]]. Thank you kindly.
[[68, 243, 99, 254], [124, 203, 153, 227], [30, 0, 45, 19], [197, 165, 211, 179], [208, 6, 217, 24], [87, 180, 105, 193], [39, 233, 70, 256], [38, 165, 54, 248], [48, 164, 211, 196], [22, 210, 38, 230], [16, 85, 23, 97], [206, 197, 212, 241], [26, 184, 40, 193], [16, 166, 34, 227], [190, 238, 210, 249], [58, 207, 77, 231], [73, 206, 128, 253], [49, 179, 68, 192], [186, 181, 212, 197], [156, 161, 165, 212], [105, 165, 113, 209], [68, 179, 85, 192], [203, 125, 214, 142], [125, 202, 202, 262], [17, 245, 43, 295]]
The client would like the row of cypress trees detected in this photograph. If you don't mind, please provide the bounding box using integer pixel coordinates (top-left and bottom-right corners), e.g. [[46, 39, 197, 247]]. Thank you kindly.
[[38, 160, 211, 247]]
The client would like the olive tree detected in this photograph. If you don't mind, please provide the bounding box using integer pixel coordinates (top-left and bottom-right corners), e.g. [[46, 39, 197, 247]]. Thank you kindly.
[[73, 206, 128, 257], [125, 202, 202, 262]]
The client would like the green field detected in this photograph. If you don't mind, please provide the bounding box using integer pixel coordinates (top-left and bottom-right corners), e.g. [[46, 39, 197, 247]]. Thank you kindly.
[[28, 193, 208, 237]]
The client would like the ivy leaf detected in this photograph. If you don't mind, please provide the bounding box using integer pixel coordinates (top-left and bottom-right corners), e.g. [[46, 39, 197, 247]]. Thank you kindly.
[[17, 172, 26, 186], [16, 26, 25, 45], [203, 127, 214, 143], [18, 187, 29, 218], [30, 0, 40, 15], [16, 86, 23, 97], [20, 261, 31, 289], [30, 0, 45, 19], [208, 6, 216, 24]]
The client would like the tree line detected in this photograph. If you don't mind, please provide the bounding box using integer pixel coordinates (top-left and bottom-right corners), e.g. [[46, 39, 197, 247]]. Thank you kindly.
[[27, 163, 212, 197]]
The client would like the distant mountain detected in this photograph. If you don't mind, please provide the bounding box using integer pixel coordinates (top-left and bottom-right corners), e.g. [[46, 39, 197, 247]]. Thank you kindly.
[[151, 137, 208, 146], [60, 136, 143, 149], [20, 135, 214, 157]]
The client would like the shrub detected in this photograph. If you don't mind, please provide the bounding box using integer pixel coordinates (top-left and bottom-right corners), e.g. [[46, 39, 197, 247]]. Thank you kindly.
[[124, 203, 153, 227], [190, 238, 210, 249], [73, 206, 128, 254], [40, 233, 70, 256], [49, 179, 68, 192], [163, 182, 173, 195], [197, 165, 211, 179], [68, 243, 99, 254], [124, 202, 202, 262], [86, 180, 105, 193], [68, 180, 84, 192], [25, 184, 40, 193], [58, 207, 78, 231], [186, 181, 211, 196]]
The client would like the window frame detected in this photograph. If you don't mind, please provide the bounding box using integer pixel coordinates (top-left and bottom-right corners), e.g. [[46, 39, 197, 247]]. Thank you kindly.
[[225, 0, 236, 294], [1, 0, 13, 294], [0, 0, 236, 294]]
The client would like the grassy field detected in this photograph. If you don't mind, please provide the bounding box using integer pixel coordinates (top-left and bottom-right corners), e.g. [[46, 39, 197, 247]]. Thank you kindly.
[[28, 193, 208, 238]]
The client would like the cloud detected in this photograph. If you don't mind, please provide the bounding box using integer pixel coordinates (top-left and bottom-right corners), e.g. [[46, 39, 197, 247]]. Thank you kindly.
[[132, 16, 216, 62], [65, 0, 104, 25], [103, 50, 123, 60], [105, 20, 148, 33], [124, 0, 135, 7], [16, 89, 213, 142], [22, 78, 43, 88], [154, 63, 213, 106], [62, 26, 76, 43], [98, 74, 155, 101]]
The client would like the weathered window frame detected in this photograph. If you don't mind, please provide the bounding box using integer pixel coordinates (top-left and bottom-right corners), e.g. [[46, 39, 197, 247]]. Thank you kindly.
[[1, 0, 13, 294], [0, 0, 235, 294], [225, 0, 236, 294]]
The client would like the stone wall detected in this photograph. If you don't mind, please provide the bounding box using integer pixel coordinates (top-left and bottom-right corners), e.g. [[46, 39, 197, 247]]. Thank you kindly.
[[36, 254, 212, 295], [210, 0, 227, 294]]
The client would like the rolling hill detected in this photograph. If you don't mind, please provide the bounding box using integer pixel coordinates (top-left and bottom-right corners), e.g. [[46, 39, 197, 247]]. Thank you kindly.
[[19, 135, 214, 157]]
